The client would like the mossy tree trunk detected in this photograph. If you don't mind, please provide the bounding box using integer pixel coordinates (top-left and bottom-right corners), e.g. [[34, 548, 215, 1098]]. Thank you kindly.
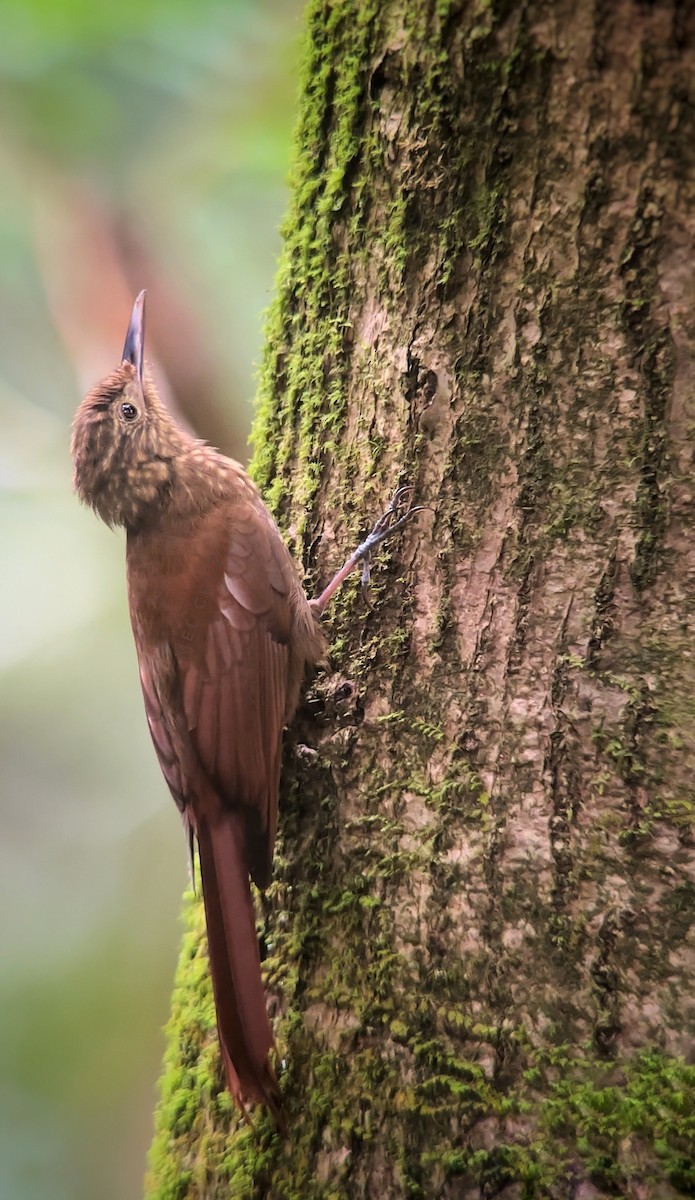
[[146, 1, 695, 1196]]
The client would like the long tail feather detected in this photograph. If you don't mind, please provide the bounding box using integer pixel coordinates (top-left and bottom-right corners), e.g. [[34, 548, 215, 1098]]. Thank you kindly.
[[196, 808, 284, 1127]]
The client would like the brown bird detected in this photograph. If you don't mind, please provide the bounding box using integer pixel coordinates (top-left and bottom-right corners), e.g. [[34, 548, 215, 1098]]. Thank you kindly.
[[71, 291, 420, 1125]]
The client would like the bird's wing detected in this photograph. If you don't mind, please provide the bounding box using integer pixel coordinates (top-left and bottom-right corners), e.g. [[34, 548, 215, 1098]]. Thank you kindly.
[[131, 501, 293, 1113], [174, 500, 296, 888], [136, 643, 186, 807]]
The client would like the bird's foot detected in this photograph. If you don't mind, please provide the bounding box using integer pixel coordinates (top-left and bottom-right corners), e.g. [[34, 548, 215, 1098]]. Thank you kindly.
[[311, 485, 425, 616], [352, 486, 426, 606]]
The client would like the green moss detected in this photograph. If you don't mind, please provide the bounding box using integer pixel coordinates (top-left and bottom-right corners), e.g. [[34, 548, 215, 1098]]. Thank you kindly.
[[146, 0, 693, 1196], [145, 896, 242, 1199], [539, 1051, 695, 1194], [251, 0, 383, 531], [148, 882, 695, 1196]]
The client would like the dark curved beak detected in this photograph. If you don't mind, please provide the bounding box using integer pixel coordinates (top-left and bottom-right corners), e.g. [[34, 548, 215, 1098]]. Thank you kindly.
[[121, 290, 146, 381]]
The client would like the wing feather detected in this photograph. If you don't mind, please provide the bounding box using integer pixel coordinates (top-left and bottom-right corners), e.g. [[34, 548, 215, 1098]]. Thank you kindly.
[[175, 501, 296, 886], [137, 652, 187, 809]]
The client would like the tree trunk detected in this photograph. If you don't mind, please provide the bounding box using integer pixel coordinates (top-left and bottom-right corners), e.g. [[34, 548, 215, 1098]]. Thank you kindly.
[[145, 1, 695, 1196]]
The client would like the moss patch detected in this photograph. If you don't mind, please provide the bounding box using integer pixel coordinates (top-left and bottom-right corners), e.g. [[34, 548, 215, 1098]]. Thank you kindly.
[[146, 0, 695, 1196]]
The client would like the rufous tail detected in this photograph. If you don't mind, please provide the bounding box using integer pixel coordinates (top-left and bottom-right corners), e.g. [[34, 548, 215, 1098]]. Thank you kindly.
[[196, 808, 284, 1128]]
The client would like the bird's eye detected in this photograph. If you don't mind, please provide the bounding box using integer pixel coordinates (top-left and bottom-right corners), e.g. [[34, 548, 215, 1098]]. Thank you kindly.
[[120, 402, 138, 421]]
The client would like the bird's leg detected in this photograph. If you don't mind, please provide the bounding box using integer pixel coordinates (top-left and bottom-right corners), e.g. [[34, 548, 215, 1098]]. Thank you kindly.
[[310, 486, 425, 617]]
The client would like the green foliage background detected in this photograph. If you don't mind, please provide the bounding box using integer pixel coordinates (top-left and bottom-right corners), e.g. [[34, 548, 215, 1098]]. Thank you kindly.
[[0, 2, 303, 1197]]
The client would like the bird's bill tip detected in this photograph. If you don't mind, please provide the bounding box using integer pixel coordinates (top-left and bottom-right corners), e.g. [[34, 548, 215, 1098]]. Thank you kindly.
[[121, 291, 147, 380]]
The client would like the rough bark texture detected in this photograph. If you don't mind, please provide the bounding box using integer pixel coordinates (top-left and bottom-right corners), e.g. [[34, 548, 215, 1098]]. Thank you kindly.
[[146, 1, 695, 1196]]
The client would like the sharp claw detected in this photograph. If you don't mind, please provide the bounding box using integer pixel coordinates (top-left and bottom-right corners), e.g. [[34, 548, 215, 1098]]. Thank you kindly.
[[353, 488, 425, 564], [390, 485, 411, 507], [387, 486, 413, 519], [312, 486, 425, 617]]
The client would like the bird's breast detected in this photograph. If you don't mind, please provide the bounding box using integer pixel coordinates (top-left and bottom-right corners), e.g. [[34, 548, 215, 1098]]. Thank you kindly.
[[126, 513, 226, 655]]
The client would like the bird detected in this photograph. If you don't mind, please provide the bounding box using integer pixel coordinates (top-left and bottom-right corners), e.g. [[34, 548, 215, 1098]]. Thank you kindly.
[[71, 291, 421, 1125]]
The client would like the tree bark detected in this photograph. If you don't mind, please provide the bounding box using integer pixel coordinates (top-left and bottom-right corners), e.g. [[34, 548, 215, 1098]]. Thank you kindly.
[[145, 1, 695, 1196]]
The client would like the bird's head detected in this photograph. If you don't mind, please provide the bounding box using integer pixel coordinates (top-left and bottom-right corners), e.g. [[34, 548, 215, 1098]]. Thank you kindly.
[[71, 292, 186, 529]]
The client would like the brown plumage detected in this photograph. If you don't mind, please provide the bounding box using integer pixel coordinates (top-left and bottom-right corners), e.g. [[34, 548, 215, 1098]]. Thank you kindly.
[[71, 293, 324, 1124]]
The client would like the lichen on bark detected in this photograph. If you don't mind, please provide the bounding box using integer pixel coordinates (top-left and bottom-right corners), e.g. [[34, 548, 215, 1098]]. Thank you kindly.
[[146, 1, 695, 1197]]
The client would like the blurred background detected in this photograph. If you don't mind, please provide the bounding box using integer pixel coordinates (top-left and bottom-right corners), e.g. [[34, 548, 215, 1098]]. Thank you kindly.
[[0, 1, 305, 1196]]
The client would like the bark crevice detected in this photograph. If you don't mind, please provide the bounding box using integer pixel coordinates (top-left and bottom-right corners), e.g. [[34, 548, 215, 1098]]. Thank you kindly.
[[147, 2, 695, 1197]]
